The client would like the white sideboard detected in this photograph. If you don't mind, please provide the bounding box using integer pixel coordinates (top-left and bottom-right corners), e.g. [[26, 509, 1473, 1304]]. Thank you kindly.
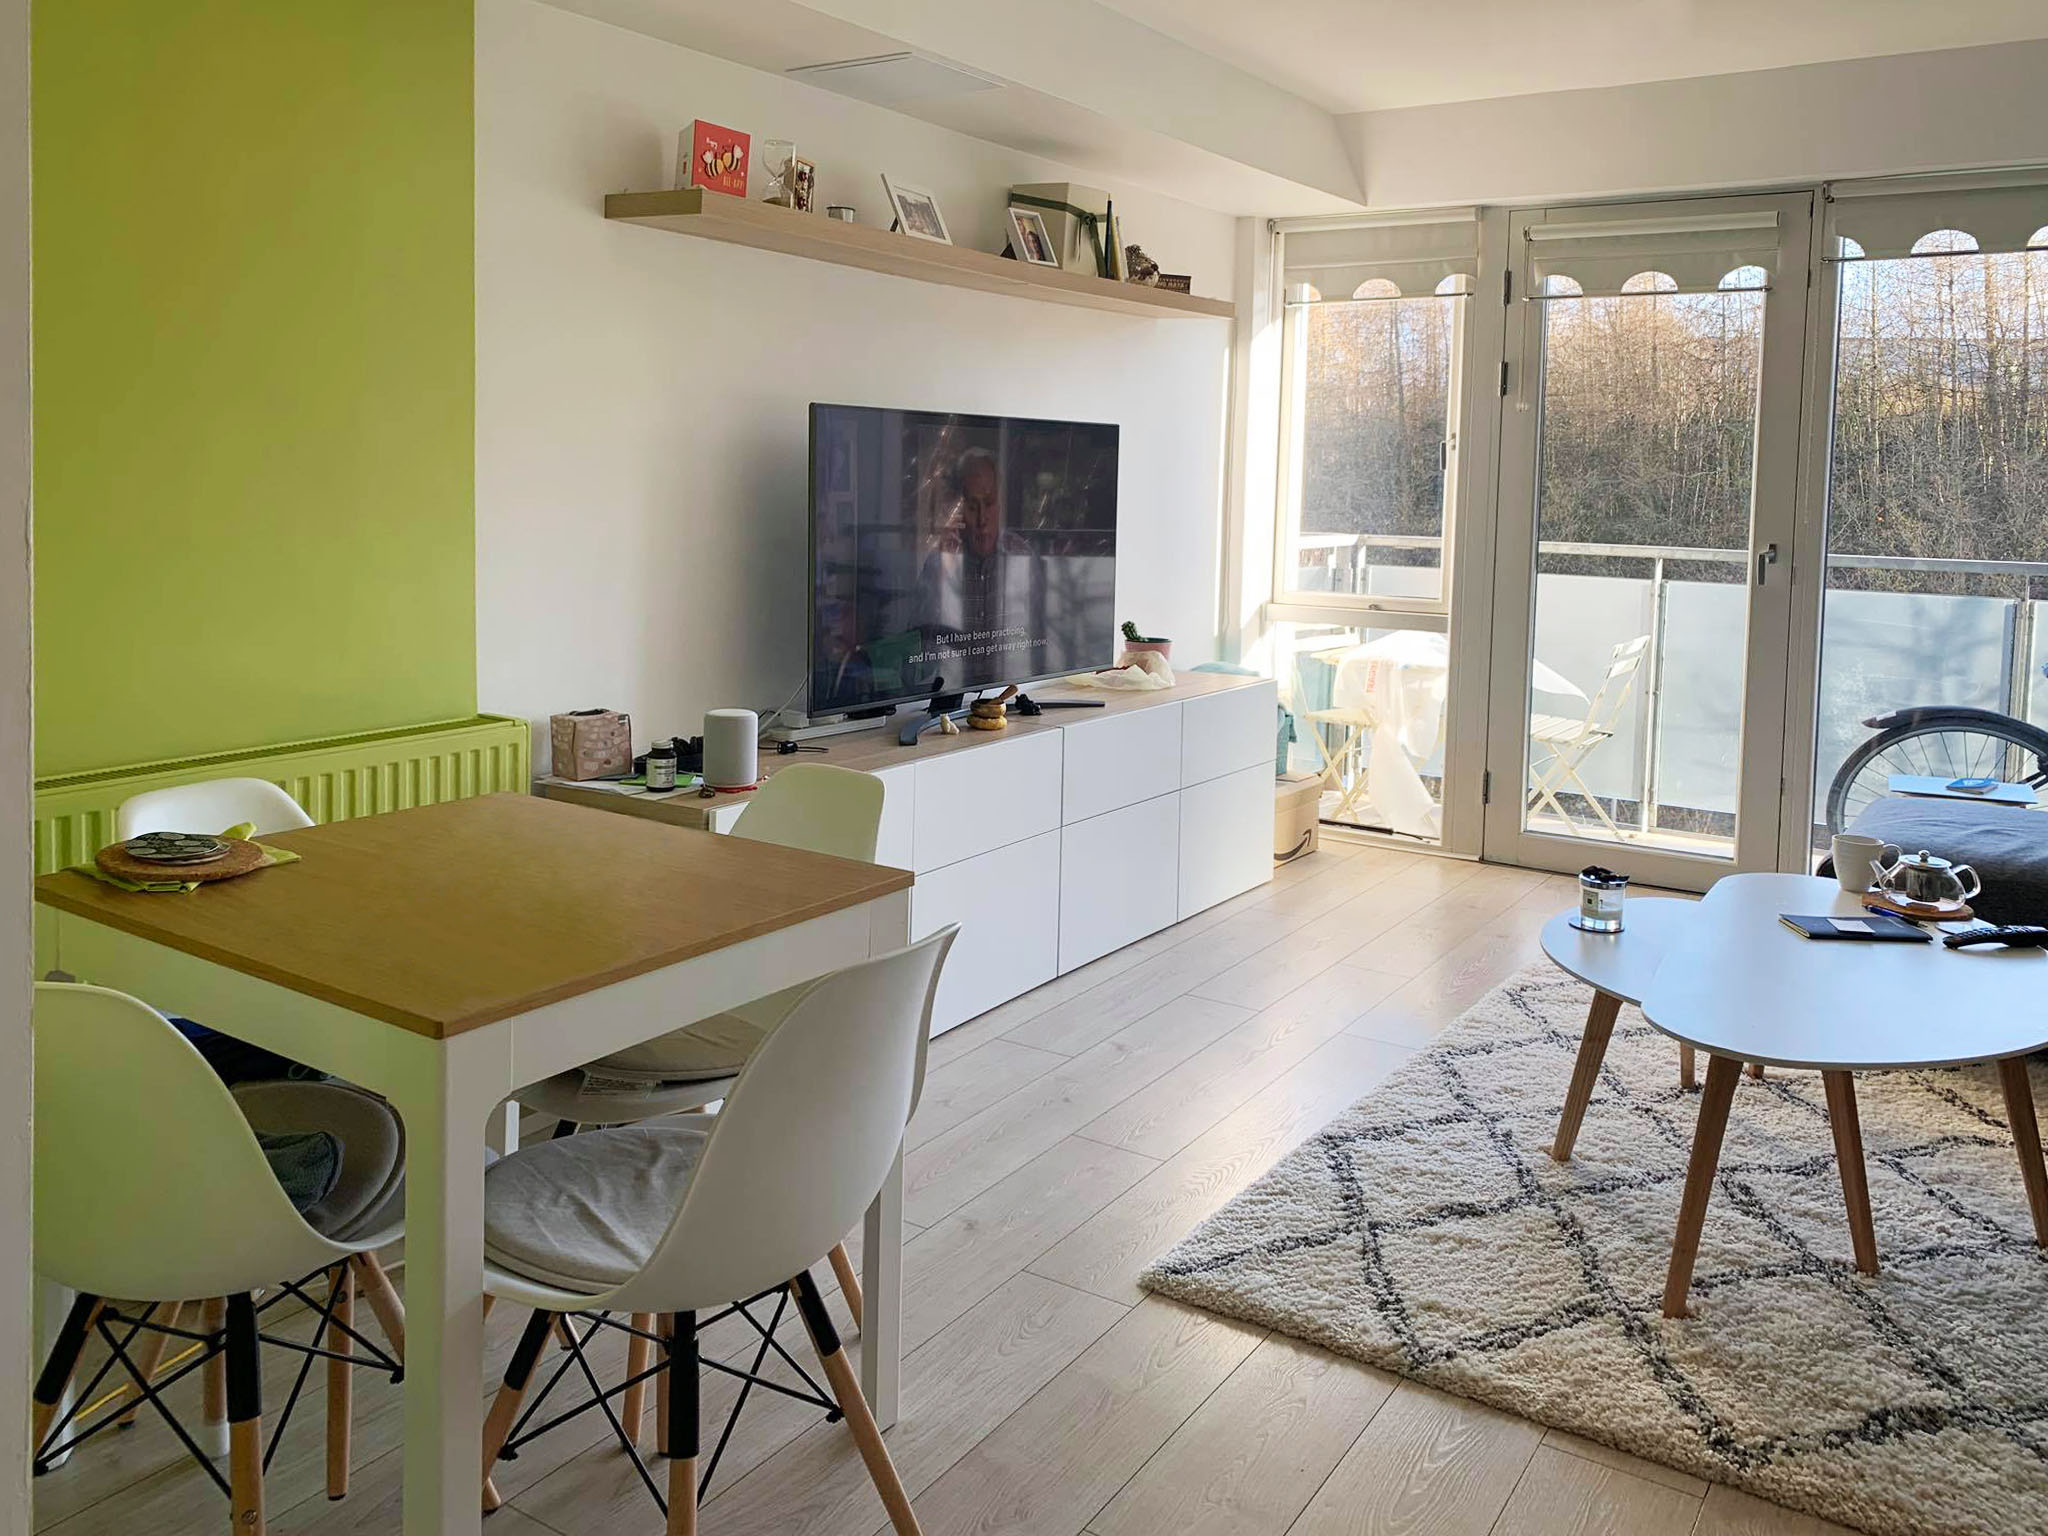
[[879, 676, 1276, 1034], [536, 673, 1278, 1036]]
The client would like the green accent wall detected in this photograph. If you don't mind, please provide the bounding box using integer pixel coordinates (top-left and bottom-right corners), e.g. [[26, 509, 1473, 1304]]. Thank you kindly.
[[32, 0, 476, 777]]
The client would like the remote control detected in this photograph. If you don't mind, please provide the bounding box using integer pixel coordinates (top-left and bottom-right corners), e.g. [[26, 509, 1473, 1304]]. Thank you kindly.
[[1942, 925, 2048, 950]]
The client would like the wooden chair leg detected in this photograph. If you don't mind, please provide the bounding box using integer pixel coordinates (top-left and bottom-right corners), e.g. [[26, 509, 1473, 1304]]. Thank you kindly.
[[829, 1242, 865, 1333], [665, 1311, 699, 1536], [1679, 1043, 1697, 1092], [200, 1297, 229, 1457], [481, 1309, 557, 1512], [789, 1271, 921, 1536], [325, 1264, 354, 1499], [1998, 1057, 2048, 1245], [622, 1312, 655, 1441], [1552, 990, 1622, 1161], [1823, 1070, 1881, 1276], [1662, 1054, 1743, 1319], [115, 1300, 185, 1427], [31, 1292, 100, 1458], [349, 1252, 406, 1361], [225, 1294, 266, 1536]]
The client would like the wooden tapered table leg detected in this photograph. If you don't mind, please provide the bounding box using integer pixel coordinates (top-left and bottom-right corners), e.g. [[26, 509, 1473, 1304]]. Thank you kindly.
[[1998, 1057, 2048, 1246], [1662, 1053, 1743, 1318], [1552, 990, 1623, 1162], [1821, 1071, 1880, 1275], [1679, 1043, 1697, 1091]]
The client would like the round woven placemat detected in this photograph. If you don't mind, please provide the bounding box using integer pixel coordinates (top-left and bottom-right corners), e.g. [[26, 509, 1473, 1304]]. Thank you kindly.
[[96, 837, 268, 884]]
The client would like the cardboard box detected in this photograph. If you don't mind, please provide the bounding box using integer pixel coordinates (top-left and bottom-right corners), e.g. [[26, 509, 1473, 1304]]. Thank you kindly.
[[550, 710, 634, 781], [1275, 771, 1322, 862], [1009, 182, 1110, 278], [677, 121, 750, 197]]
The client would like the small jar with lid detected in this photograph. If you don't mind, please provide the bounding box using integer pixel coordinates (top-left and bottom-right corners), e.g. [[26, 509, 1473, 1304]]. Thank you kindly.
[[644, 742, 679, 793]]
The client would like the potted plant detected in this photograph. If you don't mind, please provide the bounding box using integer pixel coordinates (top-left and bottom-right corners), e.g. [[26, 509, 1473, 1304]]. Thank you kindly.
[[1120, 619, 1171, 662]]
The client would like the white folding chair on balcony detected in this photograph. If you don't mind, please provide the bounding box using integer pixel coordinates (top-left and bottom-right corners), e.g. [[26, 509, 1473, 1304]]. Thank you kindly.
[[1302, 703, 1381, 821], [1527, 636, 1651, 840]]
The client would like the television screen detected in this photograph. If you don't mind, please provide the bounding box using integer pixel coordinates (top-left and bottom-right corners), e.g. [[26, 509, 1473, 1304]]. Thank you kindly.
[[808, 404, 1119, 717]]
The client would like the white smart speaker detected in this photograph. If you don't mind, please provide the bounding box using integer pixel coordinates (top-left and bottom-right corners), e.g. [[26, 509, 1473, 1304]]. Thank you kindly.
[[703, 708, 759, 791]]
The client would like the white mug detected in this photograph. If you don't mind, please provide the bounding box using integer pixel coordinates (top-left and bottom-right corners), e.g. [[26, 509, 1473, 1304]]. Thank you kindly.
[[1831, 832, 1900, 894]]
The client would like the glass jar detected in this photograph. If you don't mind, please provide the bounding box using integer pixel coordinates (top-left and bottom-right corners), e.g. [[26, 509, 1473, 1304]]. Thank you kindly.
[[645, 743, 678, 793], [1575, 866, 1628, 933]]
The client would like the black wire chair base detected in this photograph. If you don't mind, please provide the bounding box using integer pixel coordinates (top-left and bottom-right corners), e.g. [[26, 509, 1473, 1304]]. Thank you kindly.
[[494, 1286, 840, 1515], [32, 1262, 404, 1497]]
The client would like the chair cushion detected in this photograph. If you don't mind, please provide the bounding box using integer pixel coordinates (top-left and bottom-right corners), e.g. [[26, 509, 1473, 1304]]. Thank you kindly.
[[483, 1124, 707, 1292], [1845, 796, 2048, 925], [234, 1080, 404, 1242], [589, 989, 793, 1083], [515, 1069, 735, 1129]]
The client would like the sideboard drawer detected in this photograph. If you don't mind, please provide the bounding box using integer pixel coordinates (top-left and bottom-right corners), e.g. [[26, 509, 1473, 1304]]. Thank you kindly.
[[913, 729, 1062, 873]]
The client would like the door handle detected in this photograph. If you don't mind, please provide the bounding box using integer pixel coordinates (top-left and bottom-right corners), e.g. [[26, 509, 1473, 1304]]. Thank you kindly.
[[1755, 543, 1780, 585]]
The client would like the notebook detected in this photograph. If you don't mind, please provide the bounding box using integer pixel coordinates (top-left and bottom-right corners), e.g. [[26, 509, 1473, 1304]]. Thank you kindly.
[[1779, 912, 1931, 943]]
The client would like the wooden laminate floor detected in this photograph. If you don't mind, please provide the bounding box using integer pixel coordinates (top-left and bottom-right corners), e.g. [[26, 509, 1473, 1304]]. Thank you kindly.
[[35, 840, 1849, 1536]]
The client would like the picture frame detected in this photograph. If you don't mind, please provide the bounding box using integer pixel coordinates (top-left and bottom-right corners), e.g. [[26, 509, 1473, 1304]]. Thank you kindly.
[[790, 157, 817, 214], [1007, 206, 1060, 267], [881, 174, 951, 245]]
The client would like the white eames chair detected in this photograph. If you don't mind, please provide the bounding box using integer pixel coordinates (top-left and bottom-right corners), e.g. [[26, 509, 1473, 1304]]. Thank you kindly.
[[512, 763, 889, 1340], [102, 777, 406, 1479], [478, 927, 956, 1535], [116, 776, 316, 840], [31, 984, 408, 1532]]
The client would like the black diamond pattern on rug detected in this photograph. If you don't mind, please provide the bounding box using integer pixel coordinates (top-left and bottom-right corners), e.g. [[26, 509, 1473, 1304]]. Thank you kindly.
[[1141, 964, 2048, 1536]]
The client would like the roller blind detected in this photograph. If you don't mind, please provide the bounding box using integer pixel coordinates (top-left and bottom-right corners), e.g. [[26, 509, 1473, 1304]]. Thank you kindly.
[[1524, 211, 1781, 297], [1281, 210, 1480, 301], [1826, 172, 2048, 260]]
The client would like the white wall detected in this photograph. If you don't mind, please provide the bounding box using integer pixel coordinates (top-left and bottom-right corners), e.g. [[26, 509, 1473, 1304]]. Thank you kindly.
[[478, 0, 1239, 765], [0, 0, 30, 1516], [1344, 38, 2048, 209]]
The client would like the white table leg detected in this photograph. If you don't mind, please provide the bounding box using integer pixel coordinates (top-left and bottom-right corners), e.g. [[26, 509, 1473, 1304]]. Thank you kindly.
[[862, 887, 911, 1429], [388, 1028, 511, 1536]]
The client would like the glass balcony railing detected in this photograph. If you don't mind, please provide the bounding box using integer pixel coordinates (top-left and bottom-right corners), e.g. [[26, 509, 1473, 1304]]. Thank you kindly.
[[1283, 532, 2048, 854]]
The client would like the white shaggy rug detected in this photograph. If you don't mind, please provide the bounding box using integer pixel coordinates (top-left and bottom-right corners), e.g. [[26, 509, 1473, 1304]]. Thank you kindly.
[[1140, 963, 2048, 1536]]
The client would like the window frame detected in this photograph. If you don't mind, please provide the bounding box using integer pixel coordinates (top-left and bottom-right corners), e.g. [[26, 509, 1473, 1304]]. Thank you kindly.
[[1269, 222, 1471, 624]]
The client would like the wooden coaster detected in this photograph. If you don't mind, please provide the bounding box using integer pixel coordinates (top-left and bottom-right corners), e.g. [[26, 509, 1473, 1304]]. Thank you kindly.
[[1863, 890, 1973, 924], [96, 837, 269, 884]]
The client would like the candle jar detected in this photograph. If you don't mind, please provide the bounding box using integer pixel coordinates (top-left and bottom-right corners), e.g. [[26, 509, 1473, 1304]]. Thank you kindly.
[[1574, 866, 1628, 933]]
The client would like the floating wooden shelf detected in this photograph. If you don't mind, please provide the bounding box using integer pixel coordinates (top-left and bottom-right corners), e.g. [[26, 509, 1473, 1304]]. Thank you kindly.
[[605, 189, 1237, 321]]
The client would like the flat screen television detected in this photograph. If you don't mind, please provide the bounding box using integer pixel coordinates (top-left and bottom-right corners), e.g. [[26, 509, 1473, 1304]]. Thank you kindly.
[[808, 403, 1119, 718]]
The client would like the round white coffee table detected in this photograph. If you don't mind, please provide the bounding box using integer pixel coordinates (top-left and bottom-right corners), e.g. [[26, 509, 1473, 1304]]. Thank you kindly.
[[1643, 872, 2048, 1317], [1539, 898, 1699, 1161]]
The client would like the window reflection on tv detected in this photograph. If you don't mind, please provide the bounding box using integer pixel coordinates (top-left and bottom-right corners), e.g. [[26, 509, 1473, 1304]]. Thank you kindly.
[[808, 404, 1119, 717]]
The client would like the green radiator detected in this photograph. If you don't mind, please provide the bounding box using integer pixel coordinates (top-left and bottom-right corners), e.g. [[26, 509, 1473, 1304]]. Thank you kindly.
[[32, 714, 531, 874]]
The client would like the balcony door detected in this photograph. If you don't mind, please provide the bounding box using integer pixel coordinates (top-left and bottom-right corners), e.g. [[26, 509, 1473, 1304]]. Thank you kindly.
[[1483, 193, 1816, 887]]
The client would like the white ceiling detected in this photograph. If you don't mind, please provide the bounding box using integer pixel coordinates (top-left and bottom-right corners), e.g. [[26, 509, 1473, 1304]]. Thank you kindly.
[[1092, 0, 2048, 113]]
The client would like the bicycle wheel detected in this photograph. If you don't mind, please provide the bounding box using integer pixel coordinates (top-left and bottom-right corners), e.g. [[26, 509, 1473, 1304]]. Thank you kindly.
[[1824, 708, 2048, 836]]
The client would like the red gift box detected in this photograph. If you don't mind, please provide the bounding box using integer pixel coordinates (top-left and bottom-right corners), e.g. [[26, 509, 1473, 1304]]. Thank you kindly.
[[682, 120, 749, 198]]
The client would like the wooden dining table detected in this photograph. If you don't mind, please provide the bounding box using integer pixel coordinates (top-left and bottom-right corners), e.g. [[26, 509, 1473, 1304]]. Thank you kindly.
[[33, 792, 915, 1536]]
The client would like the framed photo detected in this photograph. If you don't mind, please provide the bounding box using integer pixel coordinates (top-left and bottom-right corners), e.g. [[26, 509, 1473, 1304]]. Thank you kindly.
[[1007, 206, 1059, 267], [790, 157, 817, 214], [881, 174, 951, 245]]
